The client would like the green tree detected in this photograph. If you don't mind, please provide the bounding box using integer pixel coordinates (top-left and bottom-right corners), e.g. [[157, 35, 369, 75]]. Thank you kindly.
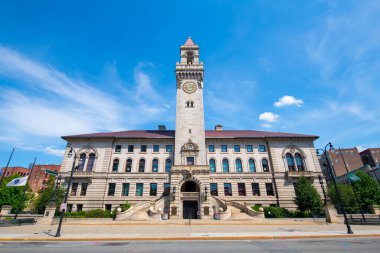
[[32, 176, 65, 214], [0, 174, 32, 213], [328, 182, 358, 214], [354, 171, 380, 211], [294, 176, 323, 213]]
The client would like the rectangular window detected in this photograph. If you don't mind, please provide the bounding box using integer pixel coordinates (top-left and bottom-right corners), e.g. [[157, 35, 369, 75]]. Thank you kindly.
[[221, 145, 227, 153], [238, 183, 246, 196], [208, 145, 215, 152], [224, 183, 232, 196], [77, 204, 83, 212], [121, 183, 130, 196], [265, 183, 274, 196], [141, 145, 147, 153], [71, 183, 78, 196], [150, 183, 157, 196], [210, 183, 218, 196], [186, 157, 195, 165], [166, 145, 173, 153], [163, 183, 171, 196], [252, 183, 260, 196], [108, 183, 116, 196], [259, 145, 266, 152], [80, 183, 88, 196], [153, 145, 159, 153], [115, 145, 122, 153], [234, 145, 240, 152], [105, 204, 112, 211], [128, 145, 134, 153], [67, 204, 73, 212], [246, 145, 253, 152], [136, 183, 143, 196]]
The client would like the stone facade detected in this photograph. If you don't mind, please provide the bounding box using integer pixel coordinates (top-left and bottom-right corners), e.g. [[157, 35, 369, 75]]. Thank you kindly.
[[59, 38, 325, 219]]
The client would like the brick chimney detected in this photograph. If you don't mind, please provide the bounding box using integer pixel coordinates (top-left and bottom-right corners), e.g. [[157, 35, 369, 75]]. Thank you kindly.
[[158, 125, 166, 130], [215, 124, 223, 131]]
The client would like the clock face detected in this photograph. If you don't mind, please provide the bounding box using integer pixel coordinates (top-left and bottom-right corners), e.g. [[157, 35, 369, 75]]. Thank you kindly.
[[182, 81, 197, 94]]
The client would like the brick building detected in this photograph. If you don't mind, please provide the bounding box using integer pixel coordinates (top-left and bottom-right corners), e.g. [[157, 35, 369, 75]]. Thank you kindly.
[[360, 148, 380, 168], [0, 164, 60, 192]]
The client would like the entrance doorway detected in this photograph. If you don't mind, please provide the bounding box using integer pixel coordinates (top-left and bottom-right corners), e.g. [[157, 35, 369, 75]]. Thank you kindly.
[[183, 201, 198, 219]]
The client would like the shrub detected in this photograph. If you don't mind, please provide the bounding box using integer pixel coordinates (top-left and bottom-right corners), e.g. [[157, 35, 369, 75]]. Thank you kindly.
[[120, 202, 131, 212], [251, 205, 261, 212], [262, 206, 314, 218], [64, 209, 114, 218]]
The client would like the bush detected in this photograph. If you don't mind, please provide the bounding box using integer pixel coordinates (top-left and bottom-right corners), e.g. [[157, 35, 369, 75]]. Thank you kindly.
[[263, 206, 314, 218], [120, 202, 131, 212], [251, 205, 261, 212], [64, 209, 114, 218]]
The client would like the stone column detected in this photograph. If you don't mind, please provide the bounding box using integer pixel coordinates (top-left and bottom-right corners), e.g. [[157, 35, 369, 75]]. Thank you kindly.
[[369, 205, 380, 215], [0, 205, 12, 215], [324, 204, 341, 223], [40, 204, 57, 224]]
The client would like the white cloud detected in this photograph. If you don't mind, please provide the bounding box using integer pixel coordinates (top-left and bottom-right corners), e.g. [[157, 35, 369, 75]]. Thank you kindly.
[[274, 95, 303, 107], [0, 46, 170, 152], [261, 123, 272, 128], [44, 147, 65, 157], [259, 112, 280, 123], [356, 146, 364, 152]]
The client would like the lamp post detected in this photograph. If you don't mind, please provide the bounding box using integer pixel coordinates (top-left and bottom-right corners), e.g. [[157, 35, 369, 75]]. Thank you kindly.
[[55, 148, 78, 237], [50, 175, 62, 205], [318, 174, 327, 206], [204, 186, 208, 201], [317, 143, 353, 234]]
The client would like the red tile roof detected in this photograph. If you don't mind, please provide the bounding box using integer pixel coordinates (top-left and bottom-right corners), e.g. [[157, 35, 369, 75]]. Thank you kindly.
[[62, 130, 318, 140]]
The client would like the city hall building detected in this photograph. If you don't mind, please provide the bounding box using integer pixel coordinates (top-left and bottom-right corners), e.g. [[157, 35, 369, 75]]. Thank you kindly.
[[59, 38, 324, 220]]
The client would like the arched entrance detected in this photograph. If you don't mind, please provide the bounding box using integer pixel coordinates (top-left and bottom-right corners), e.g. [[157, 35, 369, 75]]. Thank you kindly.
[[181, 180, 200, 219]]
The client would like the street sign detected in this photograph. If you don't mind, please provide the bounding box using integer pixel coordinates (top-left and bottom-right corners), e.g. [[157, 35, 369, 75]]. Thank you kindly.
[[60, 203, 67, 210], [45, 169, 58, 176]]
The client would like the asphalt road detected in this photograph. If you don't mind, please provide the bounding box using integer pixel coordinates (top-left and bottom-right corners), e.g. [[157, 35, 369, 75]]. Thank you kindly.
[[0, 238, 379, 253]]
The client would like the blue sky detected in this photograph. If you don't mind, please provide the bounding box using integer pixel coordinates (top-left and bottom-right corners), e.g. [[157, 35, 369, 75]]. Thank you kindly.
[[1, 0, 380, 167]]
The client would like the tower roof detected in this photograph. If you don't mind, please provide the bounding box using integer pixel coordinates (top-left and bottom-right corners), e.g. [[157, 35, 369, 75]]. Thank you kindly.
[[184, 36, 195, 46]]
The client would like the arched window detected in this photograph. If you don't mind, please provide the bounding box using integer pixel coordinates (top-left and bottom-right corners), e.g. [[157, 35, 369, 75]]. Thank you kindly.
[[235, 159, 243, 172], [112, 159, 119, 172], [186, 51, 194, 64], [139, 159, 145, 172], [152, 159, 158, 172], [286, 153, 295, 171], [126, 159, 132, 172], [295, 153, 304, 171], [86, 153, 95, 172], [262, 158, 270, 172], [249, 159, 256, 172], [209, 159, 216, 172], [78, 153, 86, 171], [222, 159, 229, 173], [165, 159, 172, 173]]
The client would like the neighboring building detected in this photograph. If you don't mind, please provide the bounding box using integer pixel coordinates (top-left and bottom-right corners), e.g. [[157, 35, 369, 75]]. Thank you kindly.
[[59, 38, 324, 219], [319, 147, 380, 185], [320, 148, 363, 183], [360, 148, 380, 168], [0, 164, 60, 192], [0, 166, 30, 178]]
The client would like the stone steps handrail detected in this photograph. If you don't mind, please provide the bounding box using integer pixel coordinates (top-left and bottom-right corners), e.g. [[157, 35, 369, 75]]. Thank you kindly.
[[116, 201, 151, 221], [211, 196, 231, 220], [148, 196, 170, 220], [227, 201, 259, 217]]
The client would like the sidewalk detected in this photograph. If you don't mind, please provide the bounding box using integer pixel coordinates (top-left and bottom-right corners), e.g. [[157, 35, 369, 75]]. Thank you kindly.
[[0, 223, 379, 241]]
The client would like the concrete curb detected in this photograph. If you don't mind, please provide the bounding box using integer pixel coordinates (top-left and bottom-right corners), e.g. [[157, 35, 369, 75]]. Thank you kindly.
[[0, 234, 379, 242]]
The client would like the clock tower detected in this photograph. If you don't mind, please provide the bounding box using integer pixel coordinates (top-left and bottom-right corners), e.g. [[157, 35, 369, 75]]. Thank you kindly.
[[174, 37, 206, 165]]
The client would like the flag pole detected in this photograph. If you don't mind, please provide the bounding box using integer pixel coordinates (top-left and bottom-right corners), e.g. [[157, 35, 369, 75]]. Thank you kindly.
[[14, 157, 37, 219], [0, 148, 15, 186]]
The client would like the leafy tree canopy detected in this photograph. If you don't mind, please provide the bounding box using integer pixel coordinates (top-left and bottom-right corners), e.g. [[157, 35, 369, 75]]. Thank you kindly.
[[294, 176, 323, 213], [0, 174, 32, 213]]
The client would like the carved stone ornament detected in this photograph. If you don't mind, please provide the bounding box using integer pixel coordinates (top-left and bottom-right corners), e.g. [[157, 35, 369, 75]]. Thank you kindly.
[[181, 139, 199, 152], [197, 79, 203, 89]]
